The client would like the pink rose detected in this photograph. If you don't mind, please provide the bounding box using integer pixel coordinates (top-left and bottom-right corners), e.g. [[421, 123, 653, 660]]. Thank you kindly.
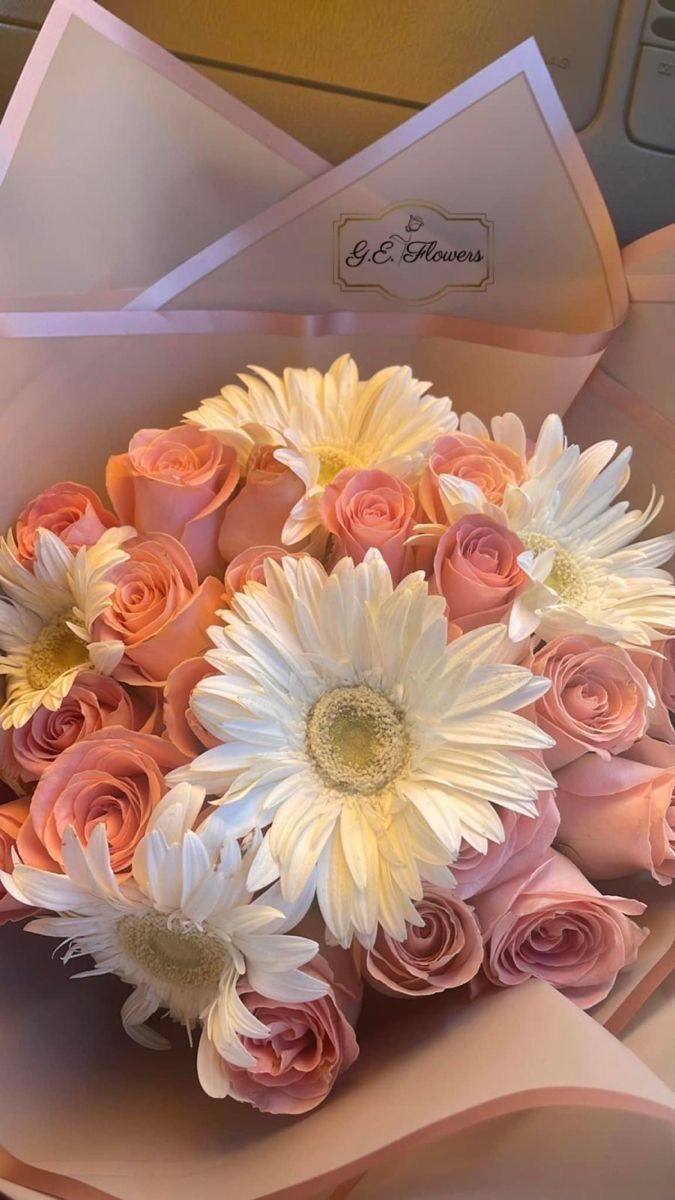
[[321, 469, 415, 583], [419, 432, 525, 522], [93, 533, 223, 686], [224, 953, 361, 1114], [223, 546, 305, 603], [16, 729, 184, 876], [354, 886, 483, 996], [532, 636, 649, 770], [15, 481, 117, 566], [218, 445, 305, 564], [430, 514, 526, 632], [630, 641, 675, 743], [0, 796, 31, 923], [555, 737, 675, 884], [10, 672, 159, 780], [106, 426, 238, 578], [163, 657, 219, 759], [473, 849, 647, 1008], [453, 789, 560, 900]]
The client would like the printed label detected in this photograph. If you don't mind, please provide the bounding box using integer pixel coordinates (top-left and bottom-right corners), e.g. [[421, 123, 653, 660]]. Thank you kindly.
[[334, 203, 493, 303]]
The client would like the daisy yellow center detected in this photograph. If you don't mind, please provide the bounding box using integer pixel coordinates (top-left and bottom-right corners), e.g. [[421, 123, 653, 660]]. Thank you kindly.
[[306, 684, 409, 795], [26, 615, 89, 691], [314, 445, 364, 487], [117, 913, 228, 988], [520, 532, 588, 607]]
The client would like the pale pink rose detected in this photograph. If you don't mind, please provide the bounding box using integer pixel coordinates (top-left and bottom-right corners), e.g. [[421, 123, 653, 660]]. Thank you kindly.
[[430, 514, 526, 633], [320, 469, 415, 583], [15, 481, 117, 566], [11, 672, 159, 780], [93, 533, 223, 686], [556, 737, 675, 884], [473, 849, 647, 1008], [419, 432, 525, 522], [225, 953, 361, 1114], [16, 729, 184, 876], [354, 886, 483, 996], [453, 789, 560, 899], [163, 657, 218, 760], [106, 426, 238, 579], [0, 796, 32, 923], [532, 636, 649, 770], [223, 546, 306, 603], [218, 445, 305, 564], [630, 641, 675, 744]]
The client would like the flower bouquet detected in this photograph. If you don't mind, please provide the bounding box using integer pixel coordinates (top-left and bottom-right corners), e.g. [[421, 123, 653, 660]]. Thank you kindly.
[[1, 4, 675, 1200]]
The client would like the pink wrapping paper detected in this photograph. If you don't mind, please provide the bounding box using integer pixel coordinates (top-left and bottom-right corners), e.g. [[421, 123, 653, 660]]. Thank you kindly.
[[565, 224, 675, 535], [1, 917, 675, 1200], [0, 0, 325, 310]]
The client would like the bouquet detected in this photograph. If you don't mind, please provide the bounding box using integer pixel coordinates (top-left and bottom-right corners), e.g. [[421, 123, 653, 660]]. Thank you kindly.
[[1, 352, 673, 1116], [2, 4, 675, 1197]]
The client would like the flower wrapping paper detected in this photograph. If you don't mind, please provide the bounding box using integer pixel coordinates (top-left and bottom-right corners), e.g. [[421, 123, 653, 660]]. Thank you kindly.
[[0, 2, 675, 1198]]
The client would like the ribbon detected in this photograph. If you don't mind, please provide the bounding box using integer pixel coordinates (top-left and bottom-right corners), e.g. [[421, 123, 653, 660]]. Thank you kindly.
[[0, 307, 620, 358]]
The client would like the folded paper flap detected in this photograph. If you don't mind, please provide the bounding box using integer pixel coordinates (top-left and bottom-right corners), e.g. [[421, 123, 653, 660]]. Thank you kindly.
[[623, 224, 675, 280], [1, 922, 674, 1200], [0, 0, 325, 309], [127, 38, 626, 341]]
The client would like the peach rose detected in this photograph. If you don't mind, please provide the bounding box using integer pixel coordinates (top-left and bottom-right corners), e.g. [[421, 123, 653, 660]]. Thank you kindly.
[[555, 737, 675, 884], [15, 481, 117, 566], [224, 953, 361, 1114], [106, 426, 238, 578], [453, 789, 560, 900], [430, 514, 526, 632], [163, 657, 219, 759], [321, 469, 415, 583], [17, 729, 184, 876], [93, 533, 223, 686], [223, 546, 305, 603], [473, 850, 647, 1008], [218, 445, 305, 564], [0, 796, 31, 923], [630, 641, 675, 744], [532, 636, 649, 770], [354, 886, 483, 996], [11, 672, 159, 780], [419, 432, 525, 522]]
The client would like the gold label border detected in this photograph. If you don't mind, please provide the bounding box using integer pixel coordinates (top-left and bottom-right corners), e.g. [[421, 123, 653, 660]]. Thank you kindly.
[[334, 202, 494, 304]]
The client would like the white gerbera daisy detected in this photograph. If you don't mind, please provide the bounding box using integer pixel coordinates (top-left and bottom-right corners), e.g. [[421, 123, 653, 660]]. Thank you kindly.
[[0, 526, 134, 729], [185, 355, 457, 544], [457, 410, 567, 482], [434, 438, 675, 646], [2, 783, 324, 1091], [168, 551, 554, 949]]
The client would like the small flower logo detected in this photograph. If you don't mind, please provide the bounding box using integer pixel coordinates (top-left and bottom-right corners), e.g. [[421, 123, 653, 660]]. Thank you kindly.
[[405, 214, 424, 233]]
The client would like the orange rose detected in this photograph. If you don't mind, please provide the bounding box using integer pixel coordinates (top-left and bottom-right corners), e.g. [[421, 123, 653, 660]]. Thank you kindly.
[[218, 445, 305, 563], [93, 533, 223, 686], [17, 729, 184, 876], [223, 546, 306, 602], [106, 426, 238, 578], [11, 672, 159, 780], [163, 657, 219, 759], [419, 432, 525, 521], [0, 796, 31, 923], [15, 481, 117, 566]]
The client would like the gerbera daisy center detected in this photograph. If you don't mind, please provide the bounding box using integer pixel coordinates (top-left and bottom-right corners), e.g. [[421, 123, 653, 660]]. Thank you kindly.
[[305, 684, 409, 795], [26, 614, 89, 690], [314, 445, 364, 487], [117, 912, 229, 989], [520, 532, 588, 607]]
